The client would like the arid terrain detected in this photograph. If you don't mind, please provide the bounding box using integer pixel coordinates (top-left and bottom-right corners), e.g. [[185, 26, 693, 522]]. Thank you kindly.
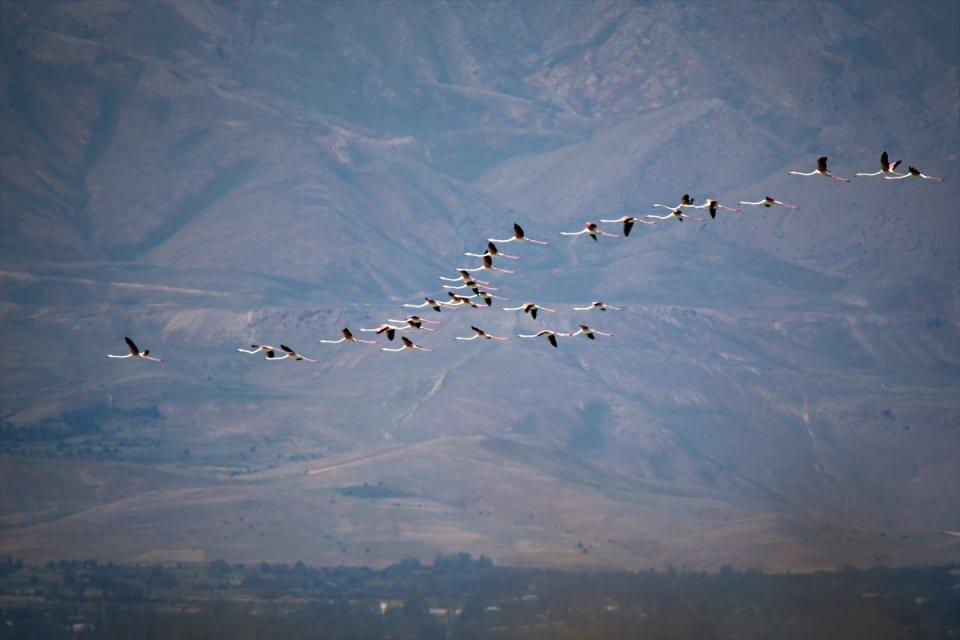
[[1, 1, 958, 571]]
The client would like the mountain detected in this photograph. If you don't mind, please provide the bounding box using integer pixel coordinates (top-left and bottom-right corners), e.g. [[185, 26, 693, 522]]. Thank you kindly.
[[1, 0, 957, 570]]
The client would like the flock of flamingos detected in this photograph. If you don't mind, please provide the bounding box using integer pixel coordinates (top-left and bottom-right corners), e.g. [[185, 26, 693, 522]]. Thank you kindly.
[[106, 152, 943, 362]]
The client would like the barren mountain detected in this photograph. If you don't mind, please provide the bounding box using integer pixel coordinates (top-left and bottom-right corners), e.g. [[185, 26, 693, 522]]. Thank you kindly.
[[1, 0, 957, 570]]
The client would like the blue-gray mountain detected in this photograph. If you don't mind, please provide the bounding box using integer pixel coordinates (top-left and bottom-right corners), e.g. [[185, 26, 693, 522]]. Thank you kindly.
[[1, 1, 957, 570]]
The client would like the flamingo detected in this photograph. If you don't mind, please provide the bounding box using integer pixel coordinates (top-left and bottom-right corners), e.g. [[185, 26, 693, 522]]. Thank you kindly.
[[517, 329, 569, 348], [856, 151, 904, 178], [443, 281, 499, 291], [468, 289, 509, 306], [502, 302, 556, 320], [465, 241, 519, 260], [237, 344, 290, 359], [319, 328, 377, 345], [279, 345, 316, 362], [884, 166, 944, 182], [439, 270, 494, 286], [446, 292, 482, 308], [738, 196, 799, 209], [391, 315, 441, 326], [598, 215, 655, 237], [455, 326, 509, 341], [788, 156, 851, 182], [689, 199, 741, 219], [404, 298, 445, 312], [646, 208, 704, 223], [106, 336, 163, 362], [489, 222, 549, 245], [653, 194, 699, 211], [573, 301, 623, 312], [381, 336, 433, 353], [568, 324, 613, 340], [559, 221, 620, 241], [359, 323, 408, 341], [457, 255, 515, 274], [386, 317, 437, 331]]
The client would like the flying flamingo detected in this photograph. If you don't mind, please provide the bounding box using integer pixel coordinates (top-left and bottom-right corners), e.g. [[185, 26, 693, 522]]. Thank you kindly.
[[646, 208, 704, 223], [465, 241, 519, 260], [404, 298, 445, 312], [568, 324, 613, 340], [457, 255, 515, 274], [788, 156, 851, 182], [690, 199, 741, 219], [390, 315, 441, 326], [856, 151, 904, 178], [237, 344, 291, 359], [738, 196, 799, 209], [560, 221, 620, 241], [455, 326, 509, 341], [278, 345, 316, 362], [489, 222, 549, 245], [446, 292, 482, 308], [386, 317, 437, 332], [502, 302, 556, 320], [319, 328, 377, 345], [468, 289, 509, 306], [106, 336, 163, 362], [653, 194, 699, 211], [517, 329, 569, 348], [598, 215, 655, 237], [439, 270, 494, 286], [573, 301, 623, 311], [381, 336, 433, 353], [359, 323, 409, 341], [884, 166, 944, 182]]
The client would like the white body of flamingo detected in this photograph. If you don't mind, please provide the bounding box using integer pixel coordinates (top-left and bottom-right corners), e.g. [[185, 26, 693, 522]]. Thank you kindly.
[[568, 325, 613, 340], [387, 318, 437, 332], [788, 156, 851, 182], [653, 194, 699, 211], [689, 199, 741, 219], [468, 289, 509, 306], [465, 241, 519, 260], [456, 326, 509, 341], [598, 215, 654, 237], [446, 292, 482, 308], [107, 336, 163, 362], [319, 328, 377, 345], [458, 255, 515, 274], [646, 208, 703, 223], [517, 329, 569, 348], [237, 344, 290, 359], [856, 151, 904, 178], [884, 166, 944, 182], [404, 298, 444, 312], [573, 301, 623, 311], [489, 223, 549, 245], [738, 196, 799, 209], [502, 302, 556, 320], [278, 345, 316, 362], [439, 270, 494, 286], [359, 324, 409, 341], [560, 221, 619, 241], [381, 336, 433, 352]]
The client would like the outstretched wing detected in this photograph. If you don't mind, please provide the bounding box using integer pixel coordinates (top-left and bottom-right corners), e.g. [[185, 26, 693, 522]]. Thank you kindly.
[[124, 336, 140, 355]]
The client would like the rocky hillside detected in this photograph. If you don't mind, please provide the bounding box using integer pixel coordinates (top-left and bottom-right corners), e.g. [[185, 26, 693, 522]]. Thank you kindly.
[[1, 0, 957, 569]]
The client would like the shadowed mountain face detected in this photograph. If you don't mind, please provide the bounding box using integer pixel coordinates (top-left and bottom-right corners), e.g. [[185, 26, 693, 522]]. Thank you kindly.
[[1, 1, 958, 570]]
